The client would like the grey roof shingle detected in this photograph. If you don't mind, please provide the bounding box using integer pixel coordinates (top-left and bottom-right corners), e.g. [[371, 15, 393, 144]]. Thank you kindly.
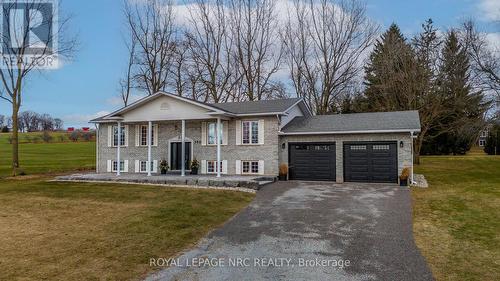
[[209, 98, 301, 114], [281, 110, 421, 133]]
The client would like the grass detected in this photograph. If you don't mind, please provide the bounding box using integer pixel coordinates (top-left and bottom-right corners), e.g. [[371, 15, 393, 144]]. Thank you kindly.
[[0, 176, 255, 280], [0, 132, 95, 177], [413, 155, 500, 281]]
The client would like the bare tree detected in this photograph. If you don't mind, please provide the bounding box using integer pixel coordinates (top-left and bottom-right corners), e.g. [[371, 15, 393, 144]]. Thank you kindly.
[[185, 0, 236, 103], [125, 0, 176, 95], [461, 20, 500, 98], [169, 38, 189, 96], [0, 114, 4, 128], [228, 0, 283, 101], [54, 118, 63, 130], [119, 30, 137, 106], [0, 0, 76, 175], [283, 0, 379, 114]]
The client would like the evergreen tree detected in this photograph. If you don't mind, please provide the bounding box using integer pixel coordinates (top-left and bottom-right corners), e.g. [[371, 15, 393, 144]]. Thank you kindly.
[[364, 24, 424, 111], [424, 30, 489, 154]]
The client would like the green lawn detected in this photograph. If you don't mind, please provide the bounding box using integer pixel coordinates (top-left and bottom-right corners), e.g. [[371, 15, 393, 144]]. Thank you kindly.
[[0, 132, 95, 177], [0, 177, 255, 280], [413, 155, 500, 281]]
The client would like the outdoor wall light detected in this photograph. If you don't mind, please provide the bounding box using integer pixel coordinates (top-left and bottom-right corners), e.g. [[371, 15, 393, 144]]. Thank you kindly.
[[282, 143, 286, 150], [400, 141, 404, 148]]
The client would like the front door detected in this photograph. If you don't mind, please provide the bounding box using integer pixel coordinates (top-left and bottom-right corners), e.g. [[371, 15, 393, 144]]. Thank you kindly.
[[170, 142, 191, 170]]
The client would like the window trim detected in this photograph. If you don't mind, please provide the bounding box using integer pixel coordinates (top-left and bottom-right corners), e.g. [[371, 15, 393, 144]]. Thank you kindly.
[[241, 160, 260, 175], [112, 160, 125, 172], [241, 120, 259, 145], [206, 160, 223, 174], [139, 124, 156, 146], [206, 122, 223, 146], [138, 160, 154, 173], [479, 140, 486, 147], [112, 125, 126, 147]]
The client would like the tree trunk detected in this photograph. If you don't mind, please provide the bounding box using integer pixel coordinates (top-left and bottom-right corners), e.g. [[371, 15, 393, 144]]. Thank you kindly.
[[414, 134, 424, 165], [11, 99, 20, 176]]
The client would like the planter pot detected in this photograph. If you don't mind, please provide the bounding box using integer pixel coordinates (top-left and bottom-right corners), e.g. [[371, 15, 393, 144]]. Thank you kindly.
[[279, 175, 287, 181], [191, 168, 198, 175], [400, 178, 408, 186], [161, 169, 167, 175]]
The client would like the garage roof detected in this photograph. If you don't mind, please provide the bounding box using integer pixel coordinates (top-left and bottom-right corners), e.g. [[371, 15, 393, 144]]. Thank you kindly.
[[281, 110, 421, 134]]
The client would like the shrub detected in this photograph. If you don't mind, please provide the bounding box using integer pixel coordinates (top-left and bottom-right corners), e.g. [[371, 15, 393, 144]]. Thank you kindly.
[[82, 132, 92, 141], [1, 126, 8, 132], [41, 131, 53, 143], [69, 131, 80, 142], [400, 167, 410, 180], [279, 163, 288, 176]]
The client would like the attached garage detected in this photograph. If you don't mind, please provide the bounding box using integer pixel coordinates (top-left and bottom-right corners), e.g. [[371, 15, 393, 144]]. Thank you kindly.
[[343, 142, 398, 183], [279, 111, 421, 183], [289, 143, 336, 181]]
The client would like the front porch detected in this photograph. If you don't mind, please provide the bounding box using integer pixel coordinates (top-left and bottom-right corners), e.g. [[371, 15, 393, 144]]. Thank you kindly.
[[55, 173, 276, 191]]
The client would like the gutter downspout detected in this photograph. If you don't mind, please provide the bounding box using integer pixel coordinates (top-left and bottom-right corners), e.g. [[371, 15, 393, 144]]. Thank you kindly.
[[411, 131, 418, 185], [95, 124, 99, 173]]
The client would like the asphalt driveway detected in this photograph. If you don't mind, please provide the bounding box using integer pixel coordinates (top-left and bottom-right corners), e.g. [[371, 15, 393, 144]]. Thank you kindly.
[[147, 181, 433, 281]]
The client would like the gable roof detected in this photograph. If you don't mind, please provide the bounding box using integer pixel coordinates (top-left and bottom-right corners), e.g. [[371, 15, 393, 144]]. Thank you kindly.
[[209, 98, 302, 115], [90, 92, 307, 122], [281, 110, 421, 134]]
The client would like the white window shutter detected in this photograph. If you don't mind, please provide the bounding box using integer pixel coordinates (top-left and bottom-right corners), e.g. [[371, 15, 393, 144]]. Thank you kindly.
[[153, 125, 159, 147], [107, 160, 112, 172], [107, 126, 112, 147], [258, 160, 265, 175], [124, 125, 129, 147], [223, 121, 228, 145], [153, 160, 158, 173], [201, 122, 207, 146], [124, 160, 129, 172], [222, 160, 228, 174], [201, 160, 207, 174], [258, 119, 265, 145], [235, 160, 241, 175], [135, 125, 140, 146], [235, 120, 242, 145], [135, 160, 140, 173]]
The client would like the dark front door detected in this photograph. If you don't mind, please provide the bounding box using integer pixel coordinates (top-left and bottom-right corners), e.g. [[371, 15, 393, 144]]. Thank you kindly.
[[289, 143, 336, 181], [170, 142, 191, 170], [343, 142, 398, 183]]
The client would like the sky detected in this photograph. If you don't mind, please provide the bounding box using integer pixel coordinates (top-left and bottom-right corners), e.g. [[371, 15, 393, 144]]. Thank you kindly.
[[0, 0, 498, 128]]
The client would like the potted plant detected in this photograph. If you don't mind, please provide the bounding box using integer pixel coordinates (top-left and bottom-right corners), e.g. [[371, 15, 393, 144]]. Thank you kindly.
[[159, 160, 169, 174], [190, 158, 199, 175], [279, 163, 288, 181], [399, 167, 410, 186]]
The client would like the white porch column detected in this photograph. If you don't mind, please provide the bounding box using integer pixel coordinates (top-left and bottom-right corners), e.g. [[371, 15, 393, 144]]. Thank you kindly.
[[116, 121, 121, 176], [216, 117, 221, 178], [147, 121, 152, 176], [181, 119, 186, 177]]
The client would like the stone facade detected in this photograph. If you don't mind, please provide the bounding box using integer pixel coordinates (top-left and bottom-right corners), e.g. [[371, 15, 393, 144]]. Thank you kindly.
[[97, 116, 279, 176], [278, 133, 413, 183]]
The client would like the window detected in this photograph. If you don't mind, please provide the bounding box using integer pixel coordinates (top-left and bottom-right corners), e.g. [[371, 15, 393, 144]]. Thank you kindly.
[[481, 131, 487, 137], [373, 145, 390, 150], [350, 145, 366, 150], [207, 160, 222, 174], [140, 125, 155, 146], [242, 121, 259, 144], [113, 126, 126, 146], [242, 161, 259, 174], [139, 161, 154, 172], [479, 140, 486, 147], [207, 122, 223, 145], [112, 160, 125, 172]]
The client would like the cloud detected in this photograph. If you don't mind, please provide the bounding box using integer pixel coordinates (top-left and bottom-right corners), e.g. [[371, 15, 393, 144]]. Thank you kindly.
[[478, 0, 500, 22], [63, 110, 110, 127]]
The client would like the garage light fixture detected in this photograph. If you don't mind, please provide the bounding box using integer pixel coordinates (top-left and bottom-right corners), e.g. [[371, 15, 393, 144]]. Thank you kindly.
[[282, 143, 286, 150], [400, 141, 404, 148]]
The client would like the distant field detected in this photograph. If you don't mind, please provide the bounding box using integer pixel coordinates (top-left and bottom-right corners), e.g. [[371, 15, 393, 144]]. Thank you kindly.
[[0, 132, 95, 177]]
